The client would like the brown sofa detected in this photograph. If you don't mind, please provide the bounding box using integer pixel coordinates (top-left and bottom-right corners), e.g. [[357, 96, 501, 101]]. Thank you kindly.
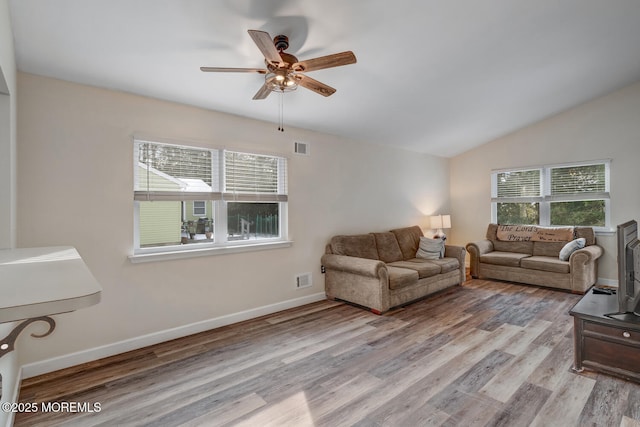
[[466, 224, 603, 293], [321, 225, 466, 314]]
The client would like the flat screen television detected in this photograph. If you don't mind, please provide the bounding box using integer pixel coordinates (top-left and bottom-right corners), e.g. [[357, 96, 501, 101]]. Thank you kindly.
[[607, 220, 640, 322]]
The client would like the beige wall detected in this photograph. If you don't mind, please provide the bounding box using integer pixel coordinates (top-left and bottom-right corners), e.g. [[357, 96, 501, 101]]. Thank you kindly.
[[450, 80, 640, 283], [0, 0, 17, 249], [16, 72, 450, 370]]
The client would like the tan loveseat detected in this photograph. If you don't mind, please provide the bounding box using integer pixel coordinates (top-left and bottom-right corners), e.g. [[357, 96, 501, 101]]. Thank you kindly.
[[466, 224, 603, 293], [321, 226, 466, 314]]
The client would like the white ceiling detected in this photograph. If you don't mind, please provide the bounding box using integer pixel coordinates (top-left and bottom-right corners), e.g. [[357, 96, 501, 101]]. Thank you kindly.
[[9, 0, 640, 157]]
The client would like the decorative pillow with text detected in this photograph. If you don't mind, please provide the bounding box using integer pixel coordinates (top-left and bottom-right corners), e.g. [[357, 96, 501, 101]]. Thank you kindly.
[[496, 225, 574, 243]]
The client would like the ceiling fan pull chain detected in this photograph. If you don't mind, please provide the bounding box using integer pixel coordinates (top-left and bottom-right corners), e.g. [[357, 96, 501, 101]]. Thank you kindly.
[[277, 91, 281, 131], [278, 90, 284, 132], [279, 90, 282, 131]]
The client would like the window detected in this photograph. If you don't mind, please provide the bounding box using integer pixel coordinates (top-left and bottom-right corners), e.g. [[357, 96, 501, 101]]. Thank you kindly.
[[491, 160, 610, 230], [192, 201, 206, 217], [133, 140, 288, 254]]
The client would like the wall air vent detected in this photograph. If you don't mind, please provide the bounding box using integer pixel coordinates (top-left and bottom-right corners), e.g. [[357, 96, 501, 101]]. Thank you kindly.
[[294, 141, 310, 156], [296, 272, 312, 289]]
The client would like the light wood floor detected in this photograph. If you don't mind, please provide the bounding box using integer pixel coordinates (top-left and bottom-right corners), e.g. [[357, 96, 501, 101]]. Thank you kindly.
[[14, 280, 640, 426]]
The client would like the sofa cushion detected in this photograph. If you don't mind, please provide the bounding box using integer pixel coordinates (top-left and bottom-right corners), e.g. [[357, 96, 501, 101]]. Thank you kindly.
[[391, 226, 424, 260], [575, 227, 596, 246], [387, 259, 441, 278], [520, 256, 570, 274], [387, 266, 419, 290], [427, 257, 460, 274], [492, 240, 534, 254], [532, 241, 567, 257], [480, 251, 530, 267], [372, 232, 404, 263], [330, 234, 379, 260]]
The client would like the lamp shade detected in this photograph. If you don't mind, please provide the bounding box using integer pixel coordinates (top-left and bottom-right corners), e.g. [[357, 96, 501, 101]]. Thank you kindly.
[[430, 214, 451, 229]]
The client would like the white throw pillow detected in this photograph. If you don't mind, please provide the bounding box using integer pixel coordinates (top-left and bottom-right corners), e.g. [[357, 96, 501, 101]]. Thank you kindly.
[[559, 238, 586, 261], [417, 237, 444, 260]]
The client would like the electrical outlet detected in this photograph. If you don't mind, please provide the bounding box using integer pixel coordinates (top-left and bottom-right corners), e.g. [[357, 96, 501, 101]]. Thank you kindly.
[[321, 265, 326, 274]]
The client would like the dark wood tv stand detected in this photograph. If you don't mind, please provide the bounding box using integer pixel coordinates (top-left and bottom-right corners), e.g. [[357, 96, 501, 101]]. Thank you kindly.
[[570, 287, 640, 383]]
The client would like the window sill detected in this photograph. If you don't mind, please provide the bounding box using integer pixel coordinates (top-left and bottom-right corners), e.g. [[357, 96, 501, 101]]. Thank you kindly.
[[595, 228, 615, 236], [129, 240, 293, 264]]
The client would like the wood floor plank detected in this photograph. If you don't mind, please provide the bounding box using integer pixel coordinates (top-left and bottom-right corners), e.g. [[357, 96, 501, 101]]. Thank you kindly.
[[440, 392, 503, 427], [485, 382, 552, 426], [500, 318, 551, 356], [626, 386, 640, 420], [281, 322, 376, 364], [478, 342, 553, 403], [527, 333, 575, 390], [352, 323, 521, 426], [387, 404, 450, 427], [313, 325, 503, 426], [279, 373, 382, 426], [223, 391, 316, 427], [177, 393, 267, 427], [529, 367, 596, 427], [407, 350, 508, 425], [430, 350, 514, 402], [14, 280, 640, 427], [621, 416, 640, 427], [578, 374, 634, 427], [366, 331, 452, 379]]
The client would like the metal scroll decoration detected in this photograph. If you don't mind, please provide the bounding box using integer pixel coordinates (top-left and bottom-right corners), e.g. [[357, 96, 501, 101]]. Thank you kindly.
[[0, 316, 56, 359]]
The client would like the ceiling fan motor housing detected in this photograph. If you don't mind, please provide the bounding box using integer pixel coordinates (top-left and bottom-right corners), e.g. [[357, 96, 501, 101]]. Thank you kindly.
[[274, 34, 289, 51]]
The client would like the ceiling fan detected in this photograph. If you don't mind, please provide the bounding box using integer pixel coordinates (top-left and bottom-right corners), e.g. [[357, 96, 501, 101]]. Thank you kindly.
[[200, 29, 357, 100]]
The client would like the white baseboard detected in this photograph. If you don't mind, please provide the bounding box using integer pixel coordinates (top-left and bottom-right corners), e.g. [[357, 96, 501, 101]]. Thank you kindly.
[[597, 277, 618, 286], [21, 292, 327, 379]]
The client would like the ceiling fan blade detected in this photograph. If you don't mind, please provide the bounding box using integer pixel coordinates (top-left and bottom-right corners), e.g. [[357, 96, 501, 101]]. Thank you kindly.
[[296, 74, 336, 97], [292, 51, 356, 72], [248, 29, 283, 66], [200, 67, 267, 73], [252, 83, 272, 100]]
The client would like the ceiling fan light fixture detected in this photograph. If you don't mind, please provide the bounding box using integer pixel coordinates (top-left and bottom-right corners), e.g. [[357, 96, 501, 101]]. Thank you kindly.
[[265, 71, 298, 92]]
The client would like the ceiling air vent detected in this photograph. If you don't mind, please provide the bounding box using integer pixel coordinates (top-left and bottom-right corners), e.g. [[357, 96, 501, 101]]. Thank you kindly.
[[294, 141, 310, 156]]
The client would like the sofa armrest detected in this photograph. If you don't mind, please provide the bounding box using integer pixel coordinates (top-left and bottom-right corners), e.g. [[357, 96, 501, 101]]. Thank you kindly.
[[570, 244, 603, 262], [465, 239, 494, 278], [444, 245, 467, 283], [321, 254, 386, 278], [466, 239, 493, 256], [321, 254, 390, 313], [569, 245, 604, 293]]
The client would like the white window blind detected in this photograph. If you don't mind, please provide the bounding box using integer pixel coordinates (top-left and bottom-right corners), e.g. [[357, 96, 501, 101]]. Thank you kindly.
[[494, 169, 542, 201], [224, 151, 288, 202], [548, 163, 608, 201], [134, 140, 221, 201]]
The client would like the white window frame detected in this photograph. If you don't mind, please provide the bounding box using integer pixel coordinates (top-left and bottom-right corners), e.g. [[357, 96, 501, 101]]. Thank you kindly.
[[130, 139, 291, 262], [491, 159, 611, 232]]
